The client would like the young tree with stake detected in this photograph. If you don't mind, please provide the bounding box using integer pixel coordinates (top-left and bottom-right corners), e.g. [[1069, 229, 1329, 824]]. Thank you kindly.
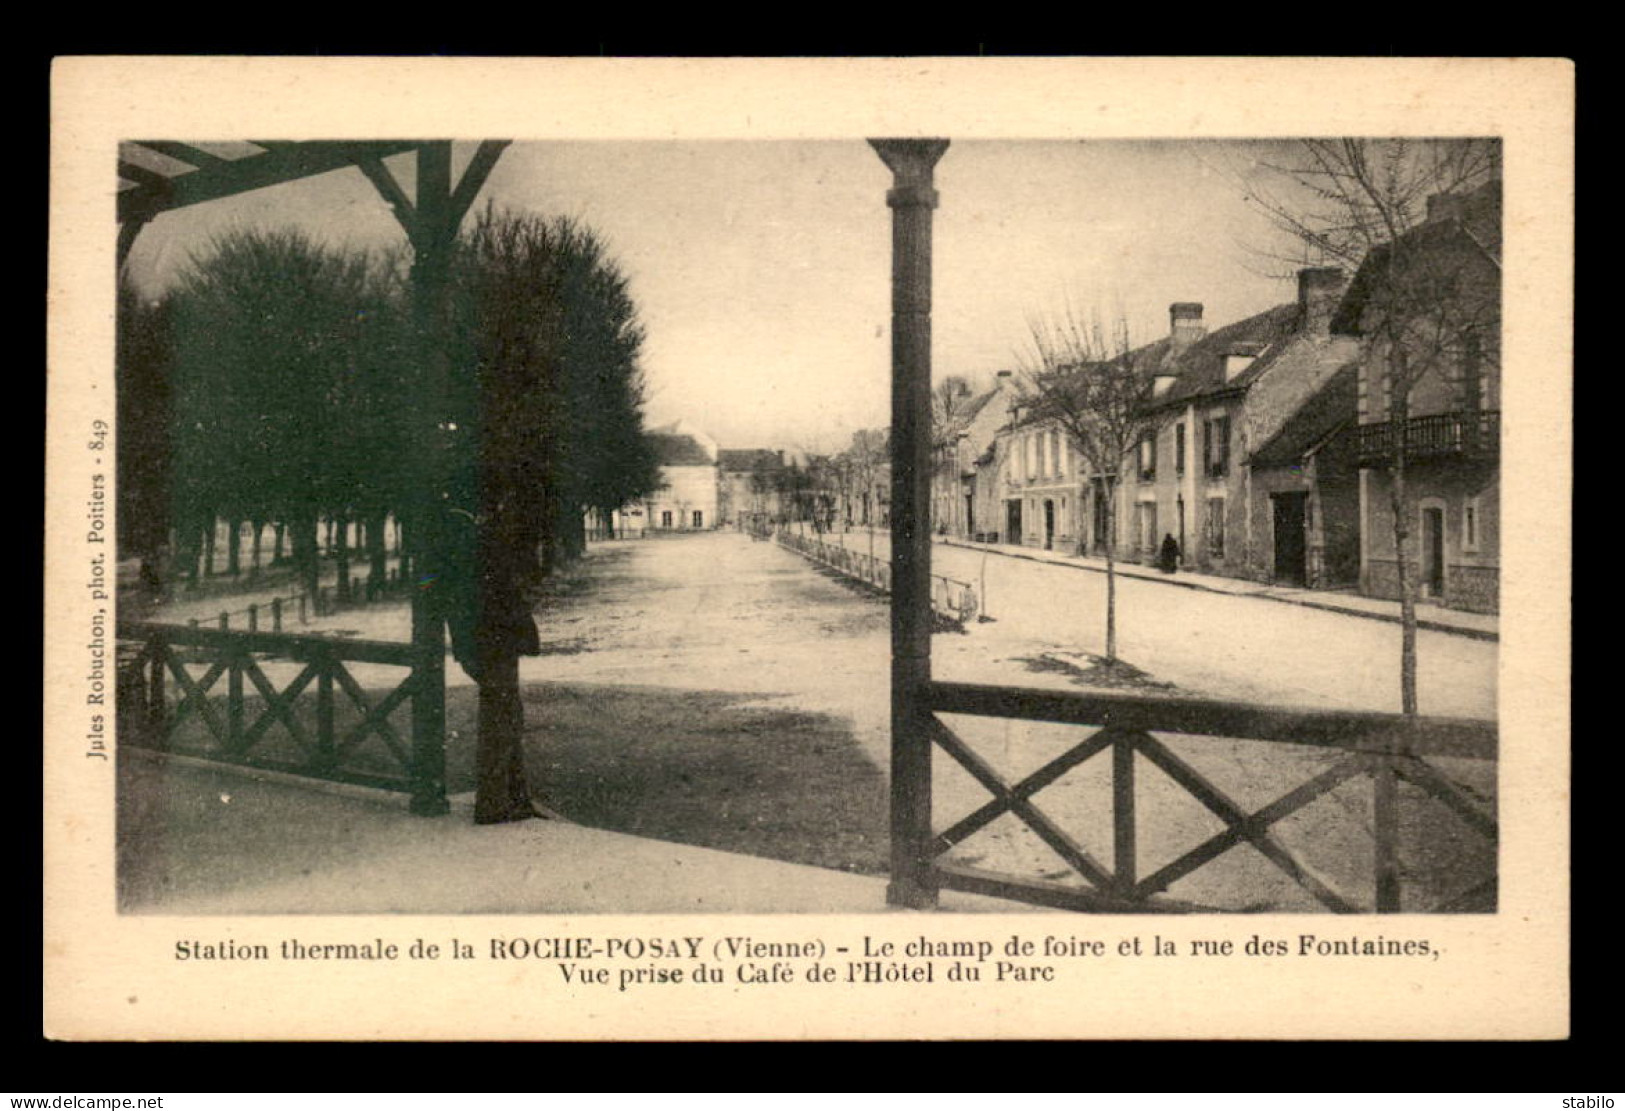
[[1017, 309, 1159, 664]]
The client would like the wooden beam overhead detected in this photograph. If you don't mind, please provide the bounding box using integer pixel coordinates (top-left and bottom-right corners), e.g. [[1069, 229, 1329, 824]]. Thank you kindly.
[[133, 141, 236, 171], [355, 157, 418, 238], [117, 139, 423, 226], [448, 140, 512, 226]]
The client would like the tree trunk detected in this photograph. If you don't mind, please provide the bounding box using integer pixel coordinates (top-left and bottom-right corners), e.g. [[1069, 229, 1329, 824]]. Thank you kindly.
[[226, 518, 242, 578], [1387, 343, 1420, 718], [292, 515, 321, 611], [367, 510, 388, 596], [183, 519, 203, 591], [250, 519, 264, 579], [1392, 416, 1418, 717], [473, 650, 534, 823], [1103, 484, 1118, 663], [203, 516, 218, 577], [335, 511, 352, 605]]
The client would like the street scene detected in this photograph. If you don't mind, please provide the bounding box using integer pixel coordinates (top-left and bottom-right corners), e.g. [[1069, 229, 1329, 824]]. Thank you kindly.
[[110, 136, 1503, 916]]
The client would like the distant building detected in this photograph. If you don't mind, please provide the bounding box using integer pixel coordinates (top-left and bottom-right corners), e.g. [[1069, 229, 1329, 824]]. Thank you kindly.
[[717, 448, 786, 528], [931, 374, 1016, 542], [617, 420, 719, 532]]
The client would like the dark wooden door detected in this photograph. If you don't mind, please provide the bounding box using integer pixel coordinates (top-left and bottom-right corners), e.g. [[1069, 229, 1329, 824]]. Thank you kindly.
[[1273, 492, 1308, 585], [1422, 506, 1445, 597]]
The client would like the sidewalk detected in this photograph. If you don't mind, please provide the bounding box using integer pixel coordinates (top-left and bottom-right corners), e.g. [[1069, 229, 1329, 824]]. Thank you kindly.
[[117, 750, 1031, 916], [939, 536, 1498, 642]]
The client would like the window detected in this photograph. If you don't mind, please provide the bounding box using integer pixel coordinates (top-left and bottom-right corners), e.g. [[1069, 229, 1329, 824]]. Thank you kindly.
[[1205, 497, 1226, 558], [693, 510, 704, 529], [1203, 416, 1230, 478], [1138, 431, 1157, 482], [1461, 332, 1483, 412], [1054, 431, 1066, 478], [1462, 496, 1480, 553], [661, 510, 672, 528], [1175, 423, 1186, 476]]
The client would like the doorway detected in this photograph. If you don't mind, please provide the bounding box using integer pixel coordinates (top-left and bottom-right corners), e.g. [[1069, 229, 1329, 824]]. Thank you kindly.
[[1043, 500, 1055, 550], [1420, 505, 1446, 599], [1006, 499, 1022, 545], [1272, 491, 1308, 586]]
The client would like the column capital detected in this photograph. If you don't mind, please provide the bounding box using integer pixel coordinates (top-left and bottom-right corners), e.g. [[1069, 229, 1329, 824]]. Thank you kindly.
[[869, 138, 951, 186]]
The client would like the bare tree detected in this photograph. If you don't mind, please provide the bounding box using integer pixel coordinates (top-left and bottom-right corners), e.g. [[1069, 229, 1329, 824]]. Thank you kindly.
[[843, 428, 890, 561], [1247, 139, 1500, 715], [1017, 309, 1156, 664], [930, 374, 975, 535]]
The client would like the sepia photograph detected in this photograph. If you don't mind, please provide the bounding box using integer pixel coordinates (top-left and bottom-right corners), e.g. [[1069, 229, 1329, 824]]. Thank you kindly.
[[46, 57, 1571, 1040]]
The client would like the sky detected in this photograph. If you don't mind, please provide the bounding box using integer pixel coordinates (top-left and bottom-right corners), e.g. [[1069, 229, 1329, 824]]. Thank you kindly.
[[124, 139, 1308, 455]]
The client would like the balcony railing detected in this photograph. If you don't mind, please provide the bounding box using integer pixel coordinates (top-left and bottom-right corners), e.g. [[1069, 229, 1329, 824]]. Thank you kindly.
[[1357, 410, 1500, 466]]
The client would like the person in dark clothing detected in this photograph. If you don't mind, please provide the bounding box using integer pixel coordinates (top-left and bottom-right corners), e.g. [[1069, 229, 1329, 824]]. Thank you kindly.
[[1157, 532, 1181, 574], [440, 473, 549, 825]]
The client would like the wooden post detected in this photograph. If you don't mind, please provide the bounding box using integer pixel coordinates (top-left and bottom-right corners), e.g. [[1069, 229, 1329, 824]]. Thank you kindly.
[[407, 141, 456, 817], [271, 597, 283, 632], [316, 651, 335, 771], [871, 138, 949, 910], [248, 604, 258, 633], [228, 650, 244, 753], [1373, 746, 1402, 912], [1113, 731, 1137, 895], [146, 634, 166, 740]]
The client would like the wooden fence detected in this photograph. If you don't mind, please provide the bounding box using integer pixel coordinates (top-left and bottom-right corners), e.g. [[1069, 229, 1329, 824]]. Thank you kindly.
[[116, 619, 448, 815], [776, 529, 980, 624], [915, 680, 1497, 913]]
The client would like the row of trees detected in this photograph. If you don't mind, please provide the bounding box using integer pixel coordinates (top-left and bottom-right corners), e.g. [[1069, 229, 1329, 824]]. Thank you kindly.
[[116, 209, 662, 604]]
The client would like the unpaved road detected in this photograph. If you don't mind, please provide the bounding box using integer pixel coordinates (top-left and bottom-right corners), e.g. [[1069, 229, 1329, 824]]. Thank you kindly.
[[149, 529, 1498, 911]]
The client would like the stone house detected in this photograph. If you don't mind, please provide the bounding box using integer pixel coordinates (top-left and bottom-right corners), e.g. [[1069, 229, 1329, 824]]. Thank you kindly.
[[1336, 181, 1502, 613], [1131, 271, 1362, 582]]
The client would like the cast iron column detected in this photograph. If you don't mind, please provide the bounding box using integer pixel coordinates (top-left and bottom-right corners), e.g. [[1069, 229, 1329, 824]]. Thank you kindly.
[[871, 138, 949, 909]]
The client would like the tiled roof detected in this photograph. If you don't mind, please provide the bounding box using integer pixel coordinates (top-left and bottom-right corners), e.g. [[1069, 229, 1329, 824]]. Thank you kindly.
[[718, 448, 781, 472], [1249, 362, 1360, 467], [1151, 302, 1303, 408], [1330, 179, 1502, 335], [649, 433, 716, 467]]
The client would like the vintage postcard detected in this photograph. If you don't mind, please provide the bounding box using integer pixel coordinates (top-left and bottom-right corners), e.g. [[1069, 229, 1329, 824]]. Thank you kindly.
[[45, 56, 1573, 1040]]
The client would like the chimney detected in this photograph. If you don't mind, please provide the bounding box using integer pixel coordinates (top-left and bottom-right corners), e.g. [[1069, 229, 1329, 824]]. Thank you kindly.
[[1426, 191, 1467, 225], [1297, 266, 1345, 337], [1169, 302, 1205, 352]]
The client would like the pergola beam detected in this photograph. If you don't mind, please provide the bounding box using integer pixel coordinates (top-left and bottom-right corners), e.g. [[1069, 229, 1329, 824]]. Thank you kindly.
[[135, 141, 235, 171], [448, 140, 512, 227], [118, 140, 422, 226]]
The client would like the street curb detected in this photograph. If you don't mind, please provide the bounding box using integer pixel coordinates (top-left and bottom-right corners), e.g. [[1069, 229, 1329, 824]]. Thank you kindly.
[[940, 538, 1499, 643]]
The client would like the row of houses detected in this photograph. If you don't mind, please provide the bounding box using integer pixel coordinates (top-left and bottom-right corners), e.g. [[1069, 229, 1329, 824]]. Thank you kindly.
[[934, 181, 1502, 614]]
